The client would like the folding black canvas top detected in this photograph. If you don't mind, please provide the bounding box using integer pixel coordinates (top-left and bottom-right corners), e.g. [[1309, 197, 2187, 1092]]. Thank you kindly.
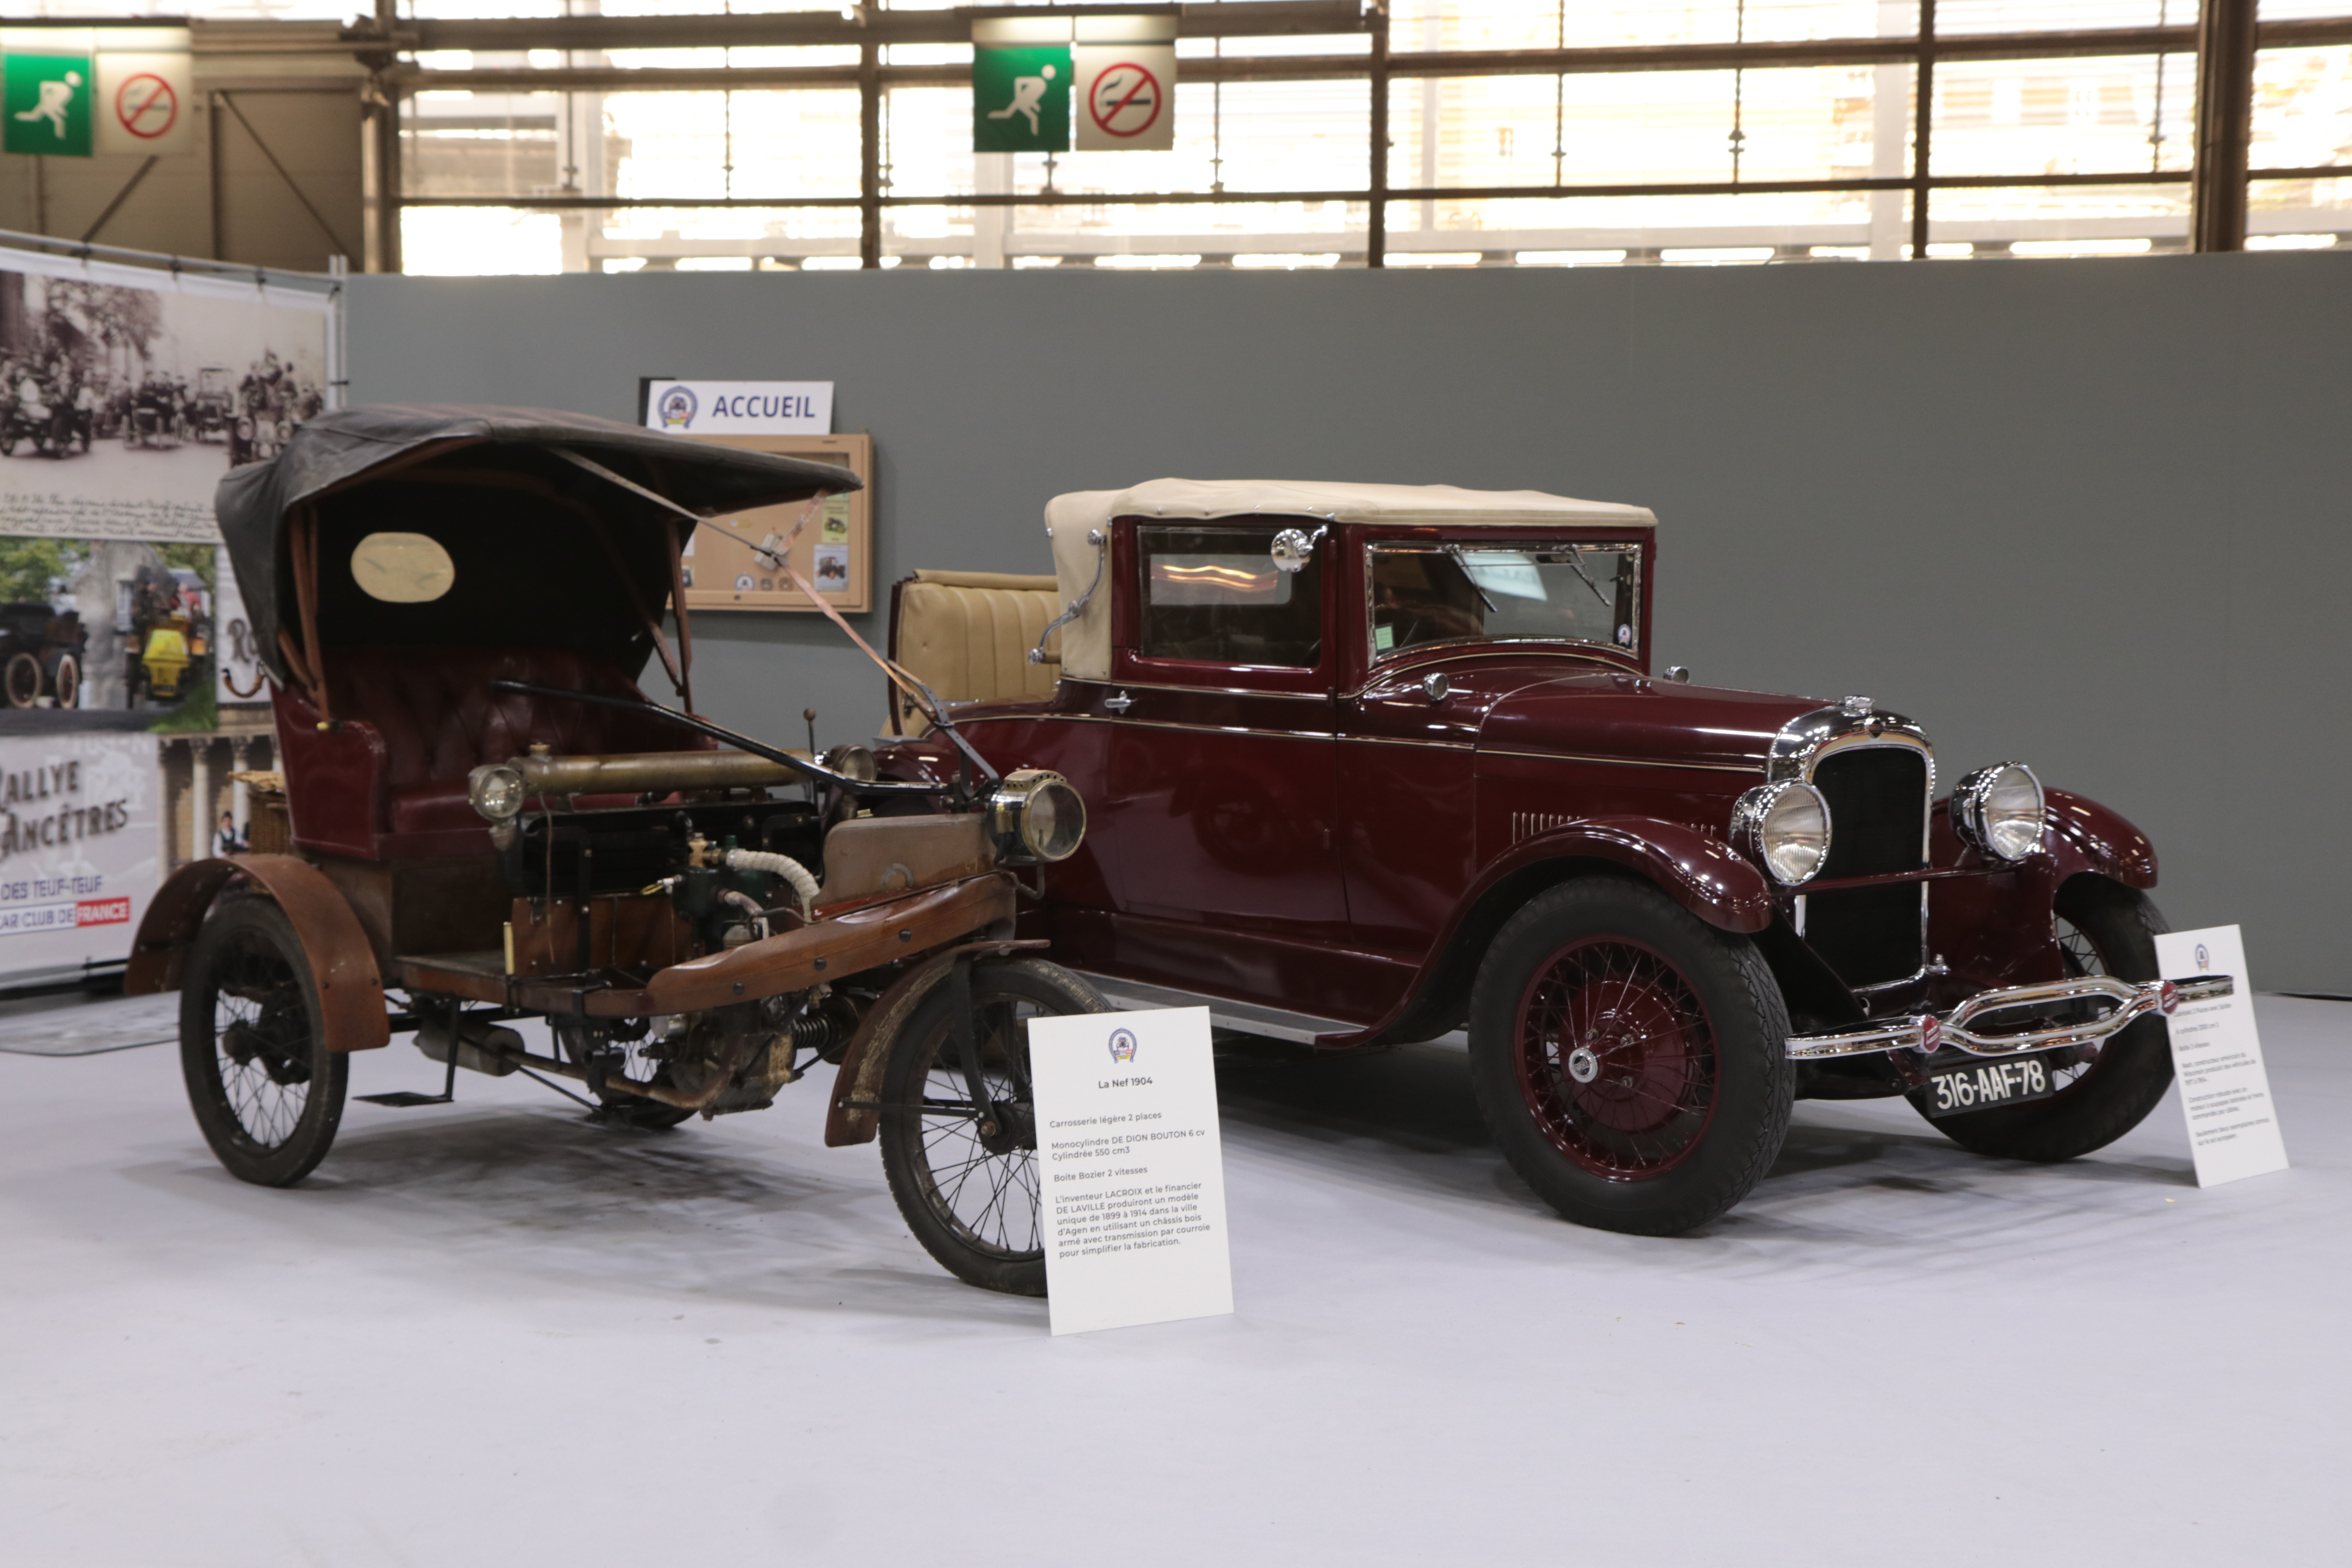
[[217, 404, 858, 685]]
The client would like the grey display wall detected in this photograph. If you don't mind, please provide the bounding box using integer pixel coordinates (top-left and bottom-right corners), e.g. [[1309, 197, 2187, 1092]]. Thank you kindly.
[[347, 258, 2352, 994]]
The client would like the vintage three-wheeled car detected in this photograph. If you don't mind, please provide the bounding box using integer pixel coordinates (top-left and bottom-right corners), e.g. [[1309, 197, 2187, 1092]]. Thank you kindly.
[[876, 480, 2232, 1236], [127, 407, 1105, 1295]]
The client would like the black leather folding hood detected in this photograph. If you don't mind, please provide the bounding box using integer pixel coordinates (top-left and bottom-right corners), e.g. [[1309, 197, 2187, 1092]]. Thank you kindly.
[[216, 403, 859, 685]]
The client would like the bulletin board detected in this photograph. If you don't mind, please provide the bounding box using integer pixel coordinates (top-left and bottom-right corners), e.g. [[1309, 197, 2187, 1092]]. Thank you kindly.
[[676, 433, 873, 614]]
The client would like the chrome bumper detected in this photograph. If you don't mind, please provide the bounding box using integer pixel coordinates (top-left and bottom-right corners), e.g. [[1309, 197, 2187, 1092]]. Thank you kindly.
[[1786, 974, 2235, 1061]]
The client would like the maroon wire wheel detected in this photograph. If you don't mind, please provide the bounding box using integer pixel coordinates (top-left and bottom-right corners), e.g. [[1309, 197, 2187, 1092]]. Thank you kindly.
[[1514, 936, 1721, 1181]]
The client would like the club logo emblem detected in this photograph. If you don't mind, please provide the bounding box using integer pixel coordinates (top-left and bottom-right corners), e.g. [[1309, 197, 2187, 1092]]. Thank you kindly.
[[2195, 943, 2211, 971], [657, 385, 698, 430], [1107, 1028, 1138, 1064]]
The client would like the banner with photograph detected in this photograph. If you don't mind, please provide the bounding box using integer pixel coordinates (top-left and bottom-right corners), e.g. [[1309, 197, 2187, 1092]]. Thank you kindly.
[[0, 242, 336, 720], [0, 731, 158, 985]]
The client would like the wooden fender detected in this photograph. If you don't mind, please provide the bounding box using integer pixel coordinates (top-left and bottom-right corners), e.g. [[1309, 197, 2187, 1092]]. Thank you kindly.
[[125, 854, 390, 1053]]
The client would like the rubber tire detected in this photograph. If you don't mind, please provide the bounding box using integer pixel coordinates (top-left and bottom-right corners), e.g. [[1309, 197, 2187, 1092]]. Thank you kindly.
[[180, 898, 350, 1187], [48, 653, 77, 710], [1467, 877, 1795, 1236], [878, 958, 1110, 1296], [3, 652, 40, 708], [1916, 877, 2173, 1162]]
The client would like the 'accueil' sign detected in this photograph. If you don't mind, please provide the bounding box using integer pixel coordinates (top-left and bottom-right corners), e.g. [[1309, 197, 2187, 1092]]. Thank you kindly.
[[1029, 1006, 1233, 1336], [2155, 925, 2288, 1187], [641, 379, 833, 437]]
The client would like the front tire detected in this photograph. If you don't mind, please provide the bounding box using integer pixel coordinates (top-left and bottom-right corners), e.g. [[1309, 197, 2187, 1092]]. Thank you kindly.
[[180, 898, 349, 1186], [1915, 877, 2173, 1161], [877, 958, 1109, 1296], [1467, 878, 1794, 1236]]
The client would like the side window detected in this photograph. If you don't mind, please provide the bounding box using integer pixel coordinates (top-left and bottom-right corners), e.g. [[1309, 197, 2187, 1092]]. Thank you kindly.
[[1137, 524, 1323, 668]]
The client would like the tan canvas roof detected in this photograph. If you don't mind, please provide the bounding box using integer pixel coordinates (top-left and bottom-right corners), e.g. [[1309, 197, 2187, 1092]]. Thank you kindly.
[[1044, 479, 1655, 537], [1042, 479, 1655, 681]]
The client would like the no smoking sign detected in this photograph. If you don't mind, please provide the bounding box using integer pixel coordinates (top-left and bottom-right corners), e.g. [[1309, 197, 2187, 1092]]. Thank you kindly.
[[115, 73, 179, 140], [96, 51, 193, 156], [1074, 42, 1174, 150]]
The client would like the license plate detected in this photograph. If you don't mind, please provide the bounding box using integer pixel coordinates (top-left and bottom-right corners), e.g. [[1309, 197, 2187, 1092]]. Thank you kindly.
[[1922, 1054, 2059, 1118]]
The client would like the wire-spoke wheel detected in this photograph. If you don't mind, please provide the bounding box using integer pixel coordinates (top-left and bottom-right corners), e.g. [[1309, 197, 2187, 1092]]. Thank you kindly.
[[877, 958, 1108, 1296], [180, 898, 347, 1186], [1469, 878, 1792, 1236], [1914, 876, 2174, 1161]]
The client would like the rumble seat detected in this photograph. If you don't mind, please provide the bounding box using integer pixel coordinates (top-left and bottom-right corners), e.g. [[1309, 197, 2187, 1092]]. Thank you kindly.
[[886, 570, 1061, 734], [278, 646, 708, 853]]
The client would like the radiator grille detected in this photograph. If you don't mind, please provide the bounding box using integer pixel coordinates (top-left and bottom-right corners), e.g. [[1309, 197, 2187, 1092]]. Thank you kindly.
[[1813, 747, 1927, 879], [1803, 744, 1928, 987]]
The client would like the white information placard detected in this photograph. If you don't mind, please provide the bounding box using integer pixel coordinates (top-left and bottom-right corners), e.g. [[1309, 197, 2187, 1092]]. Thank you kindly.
[[641, 379, 833, 436], [2154, 925, 2288, 1187], [1029, 1006, 1233, 1336], [0, 733, 159, 989]]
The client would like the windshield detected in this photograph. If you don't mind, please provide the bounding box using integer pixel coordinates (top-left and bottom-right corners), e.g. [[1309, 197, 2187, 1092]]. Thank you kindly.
[[1368, 542, 1641, 661]]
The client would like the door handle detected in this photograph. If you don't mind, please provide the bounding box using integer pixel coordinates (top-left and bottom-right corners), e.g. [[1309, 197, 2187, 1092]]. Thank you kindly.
[[1103, 690, 1134, 714]]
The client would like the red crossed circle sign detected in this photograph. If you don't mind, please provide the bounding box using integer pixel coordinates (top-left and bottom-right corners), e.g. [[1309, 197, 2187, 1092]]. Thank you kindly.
[[1087, 60, 1163, 139], [115, 73, 180, 140]]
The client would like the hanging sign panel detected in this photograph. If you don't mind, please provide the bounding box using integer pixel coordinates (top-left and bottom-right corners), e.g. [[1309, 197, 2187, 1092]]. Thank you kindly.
[[1074, 16, 1178, 152], [973, 17, 1073, 153], [2, 28, 191, 160]]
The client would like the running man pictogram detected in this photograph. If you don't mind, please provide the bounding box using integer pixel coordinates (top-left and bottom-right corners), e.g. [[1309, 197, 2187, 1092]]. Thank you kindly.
[[986, 62, 1058, 136], [13, 71, 81, 139]]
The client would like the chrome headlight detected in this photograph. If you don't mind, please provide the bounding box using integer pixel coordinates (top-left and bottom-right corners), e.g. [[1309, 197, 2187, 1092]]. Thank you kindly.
[[1730, 780, 1833, 886], [989, 769, 1087, 864], [1951, 762, 2045, 862], [821, 743, 878, 783], [467, 762, 527, 824]]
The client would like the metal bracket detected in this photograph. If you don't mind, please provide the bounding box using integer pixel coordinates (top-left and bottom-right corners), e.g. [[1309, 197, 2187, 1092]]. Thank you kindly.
[[1030, 528, 1105, 666]]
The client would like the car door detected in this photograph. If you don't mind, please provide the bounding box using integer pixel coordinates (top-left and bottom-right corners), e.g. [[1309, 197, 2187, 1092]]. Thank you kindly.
[[1091, 517, 1348, 991]]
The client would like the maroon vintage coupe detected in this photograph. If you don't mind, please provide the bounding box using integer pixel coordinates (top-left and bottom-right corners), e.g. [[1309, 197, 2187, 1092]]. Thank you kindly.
[[877, 480, 2230, 1235]]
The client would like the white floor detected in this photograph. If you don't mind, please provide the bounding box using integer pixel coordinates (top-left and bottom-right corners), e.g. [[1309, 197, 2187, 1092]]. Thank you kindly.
[[2, 998, 2345, 1567]]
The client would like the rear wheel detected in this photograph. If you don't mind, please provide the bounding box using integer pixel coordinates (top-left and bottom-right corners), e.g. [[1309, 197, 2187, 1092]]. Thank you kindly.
[[1467, 878, 1794, 1236], [877, 958, 1109, 1296], [1914, 877, 2173, 1161], [48, 653, 77, 709], [180, 898, 348, 1186], [4, 652, 40, 708]]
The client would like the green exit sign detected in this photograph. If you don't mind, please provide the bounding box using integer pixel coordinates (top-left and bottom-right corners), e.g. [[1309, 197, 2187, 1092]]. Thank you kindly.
[[973, 44, 1070, 153], [4, 51, 95, 158]]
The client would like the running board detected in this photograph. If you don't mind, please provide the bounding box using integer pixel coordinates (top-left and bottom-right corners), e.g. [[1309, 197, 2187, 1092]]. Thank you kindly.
[[1069, 971, 1361, 1045]]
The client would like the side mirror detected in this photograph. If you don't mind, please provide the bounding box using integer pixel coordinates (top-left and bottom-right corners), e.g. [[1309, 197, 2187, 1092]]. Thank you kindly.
[[1270, 525, 1326, 575]]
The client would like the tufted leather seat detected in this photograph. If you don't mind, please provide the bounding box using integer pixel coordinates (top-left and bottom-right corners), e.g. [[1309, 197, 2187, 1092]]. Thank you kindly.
[[887, 570, 1061, 734], [322, 646, 708, 835]]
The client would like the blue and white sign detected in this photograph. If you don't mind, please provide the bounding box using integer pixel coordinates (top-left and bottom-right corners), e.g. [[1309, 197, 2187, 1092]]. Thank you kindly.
[[641, 379, 833, 437]]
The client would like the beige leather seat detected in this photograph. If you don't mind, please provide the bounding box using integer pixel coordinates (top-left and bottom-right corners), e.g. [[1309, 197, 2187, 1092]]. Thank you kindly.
[[886, 569, 1061, 735]]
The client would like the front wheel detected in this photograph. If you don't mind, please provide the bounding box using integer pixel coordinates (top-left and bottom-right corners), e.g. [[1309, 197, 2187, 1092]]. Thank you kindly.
[[877, 958, 1109, 1296], [180, 897, 349, 1185], [1467, 878, 1795, 1236], [49, 653, 77, 710], [1914, 877, 2174, 1161]]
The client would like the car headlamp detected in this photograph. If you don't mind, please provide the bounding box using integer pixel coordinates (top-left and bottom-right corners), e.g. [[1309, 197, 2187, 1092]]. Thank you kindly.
[[467, 763, 528, 824], [989, 769, 1087, 864], [1951, 762, 2045, 862], [1730, 780, 1833, 886]]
